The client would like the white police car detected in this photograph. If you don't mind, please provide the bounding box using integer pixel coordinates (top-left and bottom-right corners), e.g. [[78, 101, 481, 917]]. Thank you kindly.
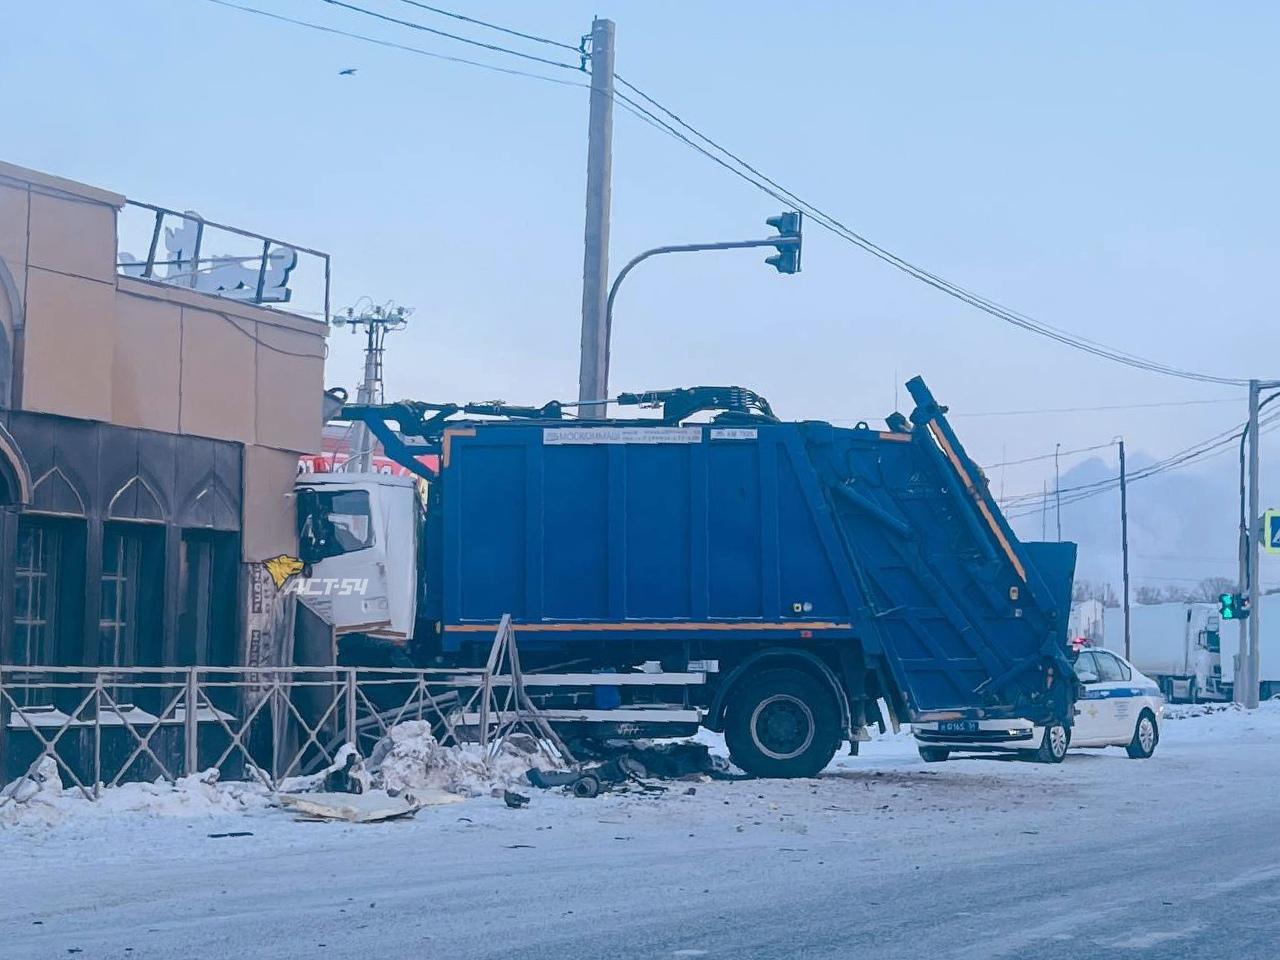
[[913, 647, 1164, 764]]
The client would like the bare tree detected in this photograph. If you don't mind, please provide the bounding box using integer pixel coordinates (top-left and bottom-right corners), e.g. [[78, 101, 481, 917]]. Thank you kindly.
[[1134, 585, 1179, 605], [1192, 576, 1235, 603], [1073, 580, 1120, 607]]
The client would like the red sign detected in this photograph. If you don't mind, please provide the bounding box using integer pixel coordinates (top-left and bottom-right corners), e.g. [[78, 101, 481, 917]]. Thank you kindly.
[[297, 452, 438, 477]]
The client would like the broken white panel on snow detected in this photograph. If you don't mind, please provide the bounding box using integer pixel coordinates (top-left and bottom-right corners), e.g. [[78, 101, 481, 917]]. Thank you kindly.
[[278, 789, 454, 823]]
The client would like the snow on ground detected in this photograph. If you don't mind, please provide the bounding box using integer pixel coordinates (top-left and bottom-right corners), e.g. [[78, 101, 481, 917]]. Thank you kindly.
[[2, 704, 1279, 958]]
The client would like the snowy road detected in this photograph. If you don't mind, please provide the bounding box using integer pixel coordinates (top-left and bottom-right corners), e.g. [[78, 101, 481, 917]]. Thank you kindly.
[[3, 705, 1278, 960]]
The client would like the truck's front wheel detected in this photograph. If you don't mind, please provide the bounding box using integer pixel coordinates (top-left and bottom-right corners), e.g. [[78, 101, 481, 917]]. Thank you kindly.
[[724, 668, 841, 778]]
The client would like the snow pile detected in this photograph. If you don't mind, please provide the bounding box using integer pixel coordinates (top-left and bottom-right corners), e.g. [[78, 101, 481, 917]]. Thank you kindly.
[[1162, 701, 1244, 720], [90, 769, 272, 819], [0, 756, 63, 823], [0, 762, 272, 827], [1163, 699, 1280, 721], [1158, 698, 1280, 746], [367, 721, 536, 798]]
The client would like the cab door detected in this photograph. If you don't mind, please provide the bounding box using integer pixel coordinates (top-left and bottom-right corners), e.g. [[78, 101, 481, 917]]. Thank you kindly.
[[1071, 650, 1113, 744], [297, 485, 392, 635]]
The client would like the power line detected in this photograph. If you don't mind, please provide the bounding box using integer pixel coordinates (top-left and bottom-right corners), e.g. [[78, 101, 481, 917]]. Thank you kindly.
[[1006, 415, 1256, 504], [203, 1, 1260, 388], [983, 441, 1115, 471], [314, 0, 581, 72], [825, 394, 1239, 427], [951, 396, 1241, 418], [610, 76, 1253, 387], [1005, 431, 1230, 509], [387, 0, 580, 52], [198, 0, 588, 87], [1003, 410, 1280, 518]]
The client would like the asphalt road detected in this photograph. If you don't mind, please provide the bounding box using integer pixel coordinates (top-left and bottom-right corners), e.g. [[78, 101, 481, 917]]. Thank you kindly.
[[2, 711, 1277, 959]]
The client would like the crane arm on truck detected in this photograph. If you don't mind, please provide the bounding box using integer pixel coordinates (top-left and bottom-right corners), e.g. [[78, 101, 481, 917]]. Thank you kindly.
[[614, 386, 778, 423]]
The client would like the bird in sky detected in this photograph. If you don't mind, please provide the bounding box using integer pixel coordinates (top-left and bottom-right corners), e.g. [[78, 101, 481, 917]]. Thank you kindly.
[[338, 68, 357, 76]]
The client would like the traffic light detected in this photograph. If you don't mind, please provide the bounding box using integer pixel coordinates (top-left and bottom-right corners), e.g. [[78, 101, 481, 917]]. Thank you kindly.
[[1219, 592, 1251, 621], [765, 211, 802, 274]]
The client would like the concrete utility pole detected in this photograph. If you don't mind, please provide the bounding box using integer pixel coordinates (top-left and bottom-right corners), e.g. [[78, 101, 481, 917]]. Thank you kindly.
[[1245, 378, 1261, 709], [577, 17, 616, 421], [1118, 438, 1131, 661], [333, 302, 411, 472]]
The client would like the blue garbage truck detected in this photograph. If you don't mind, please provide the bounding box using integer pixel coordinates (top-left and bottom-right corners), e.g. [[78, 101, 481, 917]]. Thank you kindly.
[[295, 377, 1077, 777]]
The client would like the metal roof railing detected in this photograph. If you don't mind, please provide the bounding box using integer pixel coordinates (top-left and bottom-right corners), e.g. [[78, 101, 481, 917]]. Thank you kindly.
[[116, 200, 330, 323]]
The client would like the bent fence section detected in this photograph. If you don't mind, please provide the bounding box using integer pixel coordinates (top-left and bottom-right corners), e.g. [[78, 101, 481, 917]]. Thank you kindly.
[[0, 663, 495, 804]]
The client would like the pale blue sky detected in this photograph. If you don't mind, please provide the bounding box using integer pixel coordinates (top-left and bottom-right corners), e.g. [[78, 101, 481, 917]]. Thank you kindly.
[[3, 0, 1277, 583]]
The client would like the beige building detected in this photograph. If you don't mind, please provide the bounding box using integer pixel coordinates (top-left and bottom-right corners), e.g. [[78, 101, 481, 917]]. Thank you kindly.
[[0, 160, 327, 670]]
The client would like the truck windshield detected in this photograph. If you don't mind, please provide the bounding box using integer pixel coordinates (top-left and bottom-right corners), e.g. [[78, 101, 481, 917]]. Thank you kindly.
[[297, 489, 375, 561]]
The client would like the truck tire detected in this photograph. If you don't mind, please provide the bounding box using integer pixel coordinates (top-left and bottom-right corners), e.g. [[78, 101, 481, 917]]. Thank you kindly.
[[1125, 710, 1158, 759], [724, 668, 841, 778], [918, 746, 950, 763], [1024, 723, 1069, 764]]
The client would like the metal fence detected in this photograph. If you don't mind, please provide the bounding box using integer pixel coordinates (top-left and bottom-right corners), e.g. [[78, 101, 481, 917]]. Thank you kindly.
[[0, 663, 497, 804], [1, 618, 593, 805]]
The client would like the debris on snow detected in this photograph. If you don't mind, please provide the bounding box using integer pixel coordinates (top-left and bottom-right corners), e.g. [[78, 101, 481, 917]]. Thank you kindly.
[[279, 790, 434, 823], [322, 744, 371, 795], [502, 789, 531, 809]]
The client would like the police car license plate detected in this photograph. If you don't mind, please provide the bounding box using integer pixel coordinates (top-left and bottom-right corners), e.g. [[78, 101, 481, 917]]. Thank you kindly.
[[939, 720, 979, 734]]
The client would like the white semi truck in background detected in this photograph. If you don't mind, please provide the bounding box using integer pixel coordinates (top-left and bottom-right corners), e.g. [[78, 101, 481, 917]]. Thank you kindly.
[[1101, 602, 1225, 703], [1100, 596, 1280, 703]]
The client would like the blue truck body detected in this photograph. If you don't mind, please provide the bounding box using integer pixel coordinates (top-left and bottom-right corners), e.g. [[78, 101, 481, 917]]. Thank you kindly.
[[413, 379, 1075, 721], [334, 377, 1077, 774]]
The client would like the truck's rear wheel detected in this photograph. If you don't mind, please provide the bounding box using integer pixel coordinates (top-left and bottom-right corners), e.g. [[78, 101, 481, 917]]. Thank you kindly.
[[724, 668, 840, 778]]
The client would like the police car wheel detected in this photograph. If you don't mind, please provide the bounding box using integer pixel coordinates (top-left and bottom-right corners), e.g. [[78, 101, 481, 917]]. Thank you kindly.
[[1029, 723, 1070, 763], [1125, 710, 1159, 759], [725, 668, 841, 779], [918, 746, 950, 763]]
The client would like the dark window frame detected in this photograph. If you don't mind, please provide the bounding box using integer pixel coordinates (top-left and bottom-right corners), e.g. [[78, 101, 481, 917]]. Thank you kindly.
[[178, 528, 240, 667], [98, 521, 166, 672]]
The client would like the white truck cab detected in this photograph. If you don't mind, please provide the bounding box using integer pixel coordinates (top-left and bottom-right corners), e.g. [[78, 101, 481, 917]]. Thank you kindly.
[[294, 473, 421, 643]]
